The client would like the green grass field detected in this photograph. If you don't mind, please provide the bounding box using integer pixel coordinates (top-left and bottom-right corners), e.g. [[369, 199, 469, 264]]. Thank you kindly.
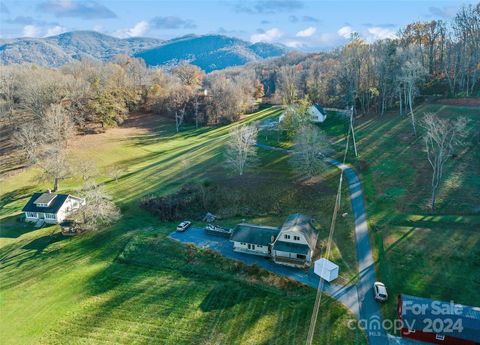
[[324, 103, 480, 323], [257, 102, 480, 329], [0, 107, 365, 345]]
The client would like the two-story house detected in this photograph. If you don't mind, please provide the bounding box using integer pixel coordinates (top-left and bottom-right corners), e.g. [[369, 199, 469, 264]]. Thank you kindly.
[[230, 213, 318, 268], [271, 213, 318, 268]]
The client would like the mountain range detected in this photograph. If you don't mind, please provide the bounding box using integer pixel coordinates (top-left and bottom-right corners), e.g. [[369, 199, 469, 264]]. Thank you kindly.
[[0, 31, 288, 72]]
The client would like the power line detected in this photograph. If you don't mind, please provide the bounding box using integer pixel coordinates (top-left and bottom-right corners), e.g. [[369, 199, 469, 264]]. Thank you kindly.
[[306, 126, 351, 345]]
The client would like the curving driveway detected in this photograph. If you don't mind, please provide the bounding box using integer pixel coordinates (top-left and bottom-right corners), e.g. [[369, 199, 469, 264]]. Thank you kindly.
[[172, 144, 412, 344], [257, 144, 389, 344]]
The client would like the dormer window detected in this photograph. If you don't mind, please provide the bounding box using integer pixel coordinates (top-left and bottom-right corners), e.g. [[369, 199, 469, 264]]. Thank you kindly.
[[33, 193, 57, 207], [294, 236, 300, 241], [284, 234, 290, 239]]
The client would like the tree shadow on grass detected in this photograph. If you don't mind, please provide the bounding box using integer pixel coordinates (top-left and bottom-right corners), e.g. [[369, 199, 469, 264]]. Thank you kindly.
[[0, 214, 39, 239]]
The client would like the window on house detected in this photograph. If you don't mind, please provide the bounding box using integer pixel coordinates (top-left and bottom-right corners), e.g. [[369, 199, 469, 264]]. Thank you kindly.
[[26, 212, 37, 218], [284, 234, 290, 239], [45, 214, 56, 219], [435, 335, 445, 341], [297, 254, 306, 259], [294, 236, 300, 241]]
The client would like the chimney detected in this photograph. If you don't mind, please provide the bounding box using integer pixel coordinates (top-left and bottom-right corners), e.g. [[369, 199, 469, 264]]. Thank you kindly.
[[47, 189, 51, 194], [271, 235, 276, 243]]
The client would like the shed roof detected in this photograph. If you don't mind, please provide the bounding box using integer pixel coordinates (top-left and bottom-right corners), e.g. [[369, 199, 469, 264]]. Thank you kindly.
[[231, 224, 279, 246], [400, 294, 480, 342], [279, 213, 317, 250], [312, 103, 325, 115], [22, 193, 69, 214], [273, 240, 309, 255]]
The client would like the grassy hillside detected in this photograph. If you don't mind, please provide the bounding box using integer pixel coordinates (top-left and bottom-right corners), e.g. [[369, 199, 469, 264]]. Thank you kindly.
[[0, 107, 364, 345], [322, 102, 480, 322]]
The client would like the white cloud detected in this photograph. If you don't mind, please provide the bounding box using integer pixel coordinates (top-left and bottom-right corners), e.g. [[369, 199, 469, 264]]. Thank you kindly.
[[337, 25, 354, 39], [45, 25, 67, 37], [366, 27, 396, 41], [318, 32, 341, 45], [296, 26, 316, 38], [250, 27, 283, 43], [284, 40, 303, 48], [115, 20, 149, 38], [22, 25, 41, 37]]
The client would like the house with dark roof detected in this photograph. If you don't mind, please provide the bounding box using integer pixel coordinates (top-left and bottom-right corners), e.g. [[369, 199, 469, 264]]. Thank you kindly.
[[272, 213, 318, 268], [398, 294, 480, 345], [230, 214, 318, 268], [231, 224, 280, 257], [22, 192, 85, 225]]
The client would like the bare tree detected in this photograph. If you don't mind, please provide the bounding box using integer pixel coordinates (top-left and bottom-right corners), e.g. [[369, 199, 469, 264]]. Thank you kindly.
[[75, 159, 98, 185], [291, 125, 331, 177], [39, 147, 71, 192], [79, 183, 121, 229], [106, 164, 123, 183], [43, 103, 75, 147], [422, 113, 468, 210], [400, 58, 427, 136], [14, 122, 45, 164], [277, 65, 298, 105], [225, 124, 258, 175]]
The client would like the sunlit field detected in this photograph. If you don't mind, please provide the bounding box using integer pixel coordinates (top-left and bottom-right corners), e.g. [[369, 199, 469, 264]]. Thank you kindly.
[[0, 106, 365, 345]]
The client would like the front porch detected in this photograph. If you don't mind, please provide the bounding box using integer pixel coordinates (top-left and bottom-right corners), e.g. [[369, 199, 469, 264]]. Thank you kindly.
[[273, 255, 308, 267]]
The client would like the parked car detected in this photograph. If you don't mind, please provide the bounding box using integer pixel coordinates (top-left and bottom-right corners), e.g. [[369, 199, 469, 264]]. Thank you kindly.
[[176, 221, 192, 232], [373, 282, 388, 302]]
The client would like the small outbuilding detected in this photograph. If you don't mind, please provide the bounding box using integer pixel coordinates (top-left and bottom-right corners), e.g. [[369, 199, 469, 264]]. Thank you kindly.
[[279, 104, 327, 124], [314, 258, 339, 282]]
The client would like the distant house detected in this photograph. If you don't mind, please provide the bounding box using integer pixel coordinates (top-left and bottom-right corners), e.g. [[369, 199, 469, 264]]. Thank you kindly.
[[398, 294, 480, 345], [22, 192, 85, 224], [279, 104, 327, 124], [231, 224, 280, 257], [230, 213, 318, 268], [272, 213, 318, 268]]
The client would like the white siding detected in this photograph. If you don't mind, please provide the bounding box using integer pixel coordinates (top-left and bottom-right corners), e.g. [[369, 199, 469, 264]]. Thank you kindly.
[[278, 231, 309, 246], [232, 241, 270, 257]]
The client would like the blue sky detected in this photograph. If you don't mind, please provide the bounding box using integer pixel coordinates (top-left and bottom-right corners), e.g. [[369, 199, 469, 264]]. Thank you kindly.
[[0, 0, 476, 49]]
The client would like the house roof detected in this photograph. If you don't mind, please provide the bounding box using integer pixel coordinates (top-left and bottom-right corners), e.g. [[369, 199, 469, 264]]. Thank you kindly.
[[273, 240, 310, 255], [33, 193, 57, 205], [231, 224, 280, 246], [279, 213, 317, 250], [400, 294, 480, 342], [22, 192, 70, 214], [313, 103, 325, 115]]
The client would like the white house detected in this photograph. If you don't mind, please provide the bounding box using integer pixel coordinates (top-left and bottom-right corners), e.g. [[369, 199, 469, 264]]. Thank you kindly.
[[229, 214, 318, 268], [22, 192, 85, 225], [230, 223, 280, 257], [271, 213, 318, 268], [279, 104, 327, 124]]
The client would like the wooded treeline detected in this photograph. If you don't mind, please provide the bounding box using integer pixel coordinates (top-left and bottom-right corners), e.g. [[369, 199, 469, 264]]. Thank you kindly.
[[0, 4, 478, 167]]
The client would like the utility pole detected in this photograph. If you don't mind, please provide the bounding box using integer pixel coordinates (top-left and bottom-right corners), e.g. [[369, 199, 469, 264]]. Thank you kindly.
[[350, 106, 358, 157]]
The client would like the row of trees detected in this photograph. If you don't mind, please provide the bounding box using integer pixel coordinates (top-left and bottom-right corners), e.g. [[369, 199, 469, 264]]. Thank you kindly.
[[238, 3, 479, 115]]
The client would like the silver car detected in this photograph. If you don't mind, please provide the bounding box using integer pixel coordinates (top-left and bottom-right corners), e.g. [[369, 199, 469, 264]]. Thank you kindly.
[[176, 221, 192, 232], [374, 282, 388, 302]]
